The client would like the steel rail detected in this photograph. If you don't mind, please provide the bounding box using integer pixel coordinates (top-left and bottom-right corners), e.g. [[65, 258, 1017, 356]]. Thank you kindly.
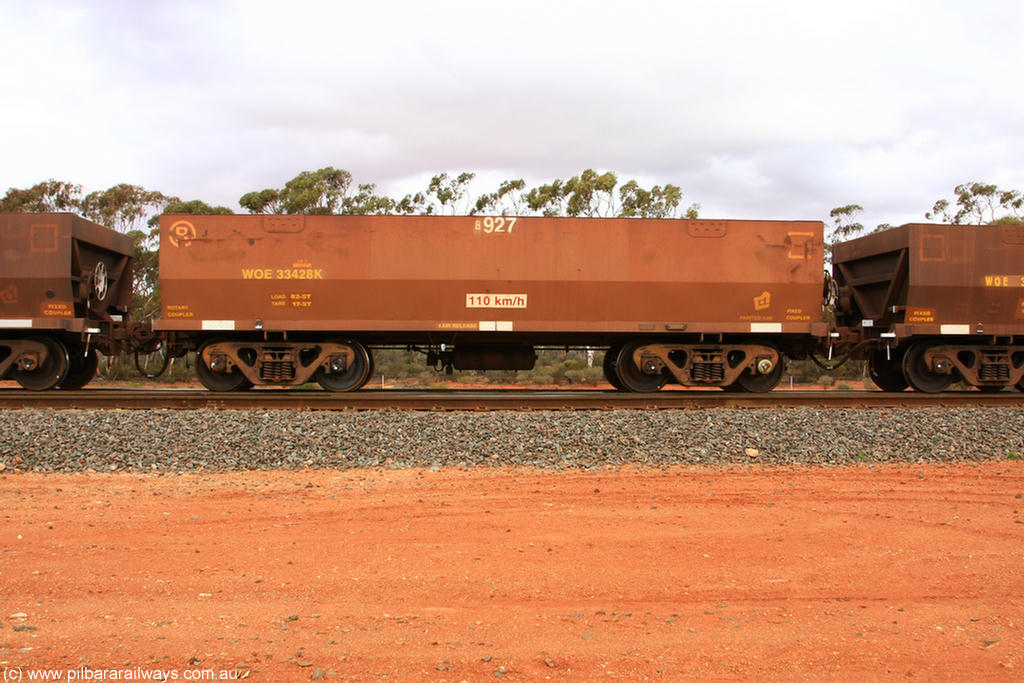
[[0, 388, 1020, 411]]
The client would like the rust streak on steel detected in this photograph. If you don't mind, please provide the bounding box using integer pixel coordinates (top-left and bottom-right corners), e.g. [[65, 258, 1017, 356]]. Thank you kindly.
[[0, 389, 1020, 411]]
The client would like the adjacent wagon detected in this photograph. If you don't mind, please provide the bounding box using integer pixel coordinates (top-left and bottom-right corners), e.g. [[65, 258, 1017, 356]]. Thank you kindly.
[[833, 223, 1024, 392], [0, 213, 134, 389]]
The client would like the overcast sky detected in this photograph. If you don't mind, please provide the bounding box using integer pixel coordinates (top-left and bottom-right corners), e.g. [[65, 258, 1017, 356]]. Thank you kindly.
[[2, 0, 1022, 230]]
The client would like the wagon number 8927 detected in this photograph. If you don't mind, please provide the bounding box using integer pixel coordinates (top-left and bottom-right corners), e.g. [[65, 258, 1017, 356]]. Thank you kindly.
[[474, 216, 517, 234]]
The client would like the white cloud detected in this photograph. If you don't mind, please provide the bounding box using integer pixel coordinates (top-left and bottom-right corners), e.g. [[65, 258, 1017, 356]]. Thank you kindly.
[[1, 0, 1022, 227]]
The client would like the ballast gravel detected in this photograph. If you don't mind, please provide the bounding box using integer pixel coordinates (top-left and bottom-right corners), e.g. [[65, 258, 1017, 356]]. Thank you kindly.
[[1, 407, 1023, 473]]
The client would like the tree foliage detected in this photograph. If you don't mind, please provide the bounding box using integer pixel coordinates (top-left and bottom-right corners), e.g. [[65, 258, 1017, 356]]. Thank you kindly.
[[514, 169, 698, 219], [80, 183, 174, 233], [234, 167, 701, 221], [2, 168, 706, 228], [424, 172, 476, 215], [523, 169, 619, 217], [161, 199, 234, 216], [524, 178, 568, 217], [384, 172, 478, 216], [280, 167, 352, 214], [127, 230, 161, 320], [240, 168, 399, 215], [619, 180, 693, 219], [345, 183, 397, 215], [472, 179, 527, 216], [563, 169, 615, 217], [565, 169, 618, 217], [393, 191, 429, 215], [829, 204, 865, 240], [238, 188, 283, 214], [0, 179, 83, 213], [926, 182, 1024, 224]]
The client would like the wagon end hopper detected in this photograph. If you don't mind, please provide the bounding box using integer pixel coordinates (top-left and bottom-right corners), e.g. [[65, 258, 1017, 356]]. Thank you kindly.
[[832, 223, 1024, 392], [0, 213, 134, 389], [156, 214, 826, 391]]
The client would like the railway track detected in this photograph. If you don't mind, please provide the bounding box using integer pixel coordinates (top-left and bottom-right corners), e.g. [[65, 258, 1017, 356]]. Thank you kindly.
[[0, 388, 1020, 411]]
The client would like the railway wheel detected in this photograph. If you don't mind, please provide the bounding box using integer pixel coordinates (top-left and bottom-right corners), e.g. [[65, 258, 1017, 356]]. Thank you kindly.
[[13, 337, 69, 391], [868, 348, 908, 392], [615, 342, 667, 392], [603, 346, 626, 390], [196, 341, 253, 392], [902, 342, 954, 393], [58, 347, 99, 390], [732, 350, 785, 393], [315, 340, 372, 392], [365, 352, 377, 389]]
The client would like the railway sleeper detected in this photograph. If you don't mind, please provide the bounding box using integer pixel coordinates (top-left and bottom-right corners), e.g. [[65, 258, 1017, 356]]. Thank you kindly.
[[628, 343, 782, 390], [199, 341, 357, 387], [917, 344, 1024, 390]]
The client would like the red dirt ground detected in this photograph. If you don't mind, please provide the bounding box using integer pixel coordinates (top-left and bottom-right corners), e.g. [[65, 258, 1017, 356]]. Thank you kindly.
[[2, 463, 1023, 682]]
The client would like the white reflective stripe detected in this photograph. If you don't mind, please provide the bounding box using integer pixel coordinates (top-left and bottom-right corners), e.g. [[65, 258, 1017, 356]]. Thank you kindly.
[[478, 321, 497, 331], [940, 324, 970, 335], [201, 320, 236, 331], [881, 332, 897, 338], [0, 319, 33, 328], [862, 319, 874, 327], [86, 328, 101, 334], [496, 321, 513, 332], [749, 322, 782, 333]]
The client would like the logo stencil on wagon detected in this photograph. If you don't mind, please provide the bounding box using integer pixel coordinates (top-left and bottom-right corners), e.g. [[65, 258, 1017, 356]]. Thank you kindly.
[[168, 220, 197, 248], [0, 284, 17, 305], [753, 291, 771, 311]]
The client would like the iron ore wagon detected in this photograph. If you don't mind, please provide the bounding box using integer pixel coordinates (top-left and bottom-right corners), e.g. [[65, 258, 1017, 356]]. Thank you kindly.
[[155, 214, 827, 392]]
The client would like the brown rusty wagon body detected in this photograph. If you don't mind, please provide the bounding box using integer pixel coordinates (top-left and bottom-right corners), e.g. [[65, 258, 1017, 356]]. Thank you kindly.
[[833, 223, 1024, 392], [4, 210, 1019, 395], [156, 214, 827, 391], [0, 213, 134, 389]]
